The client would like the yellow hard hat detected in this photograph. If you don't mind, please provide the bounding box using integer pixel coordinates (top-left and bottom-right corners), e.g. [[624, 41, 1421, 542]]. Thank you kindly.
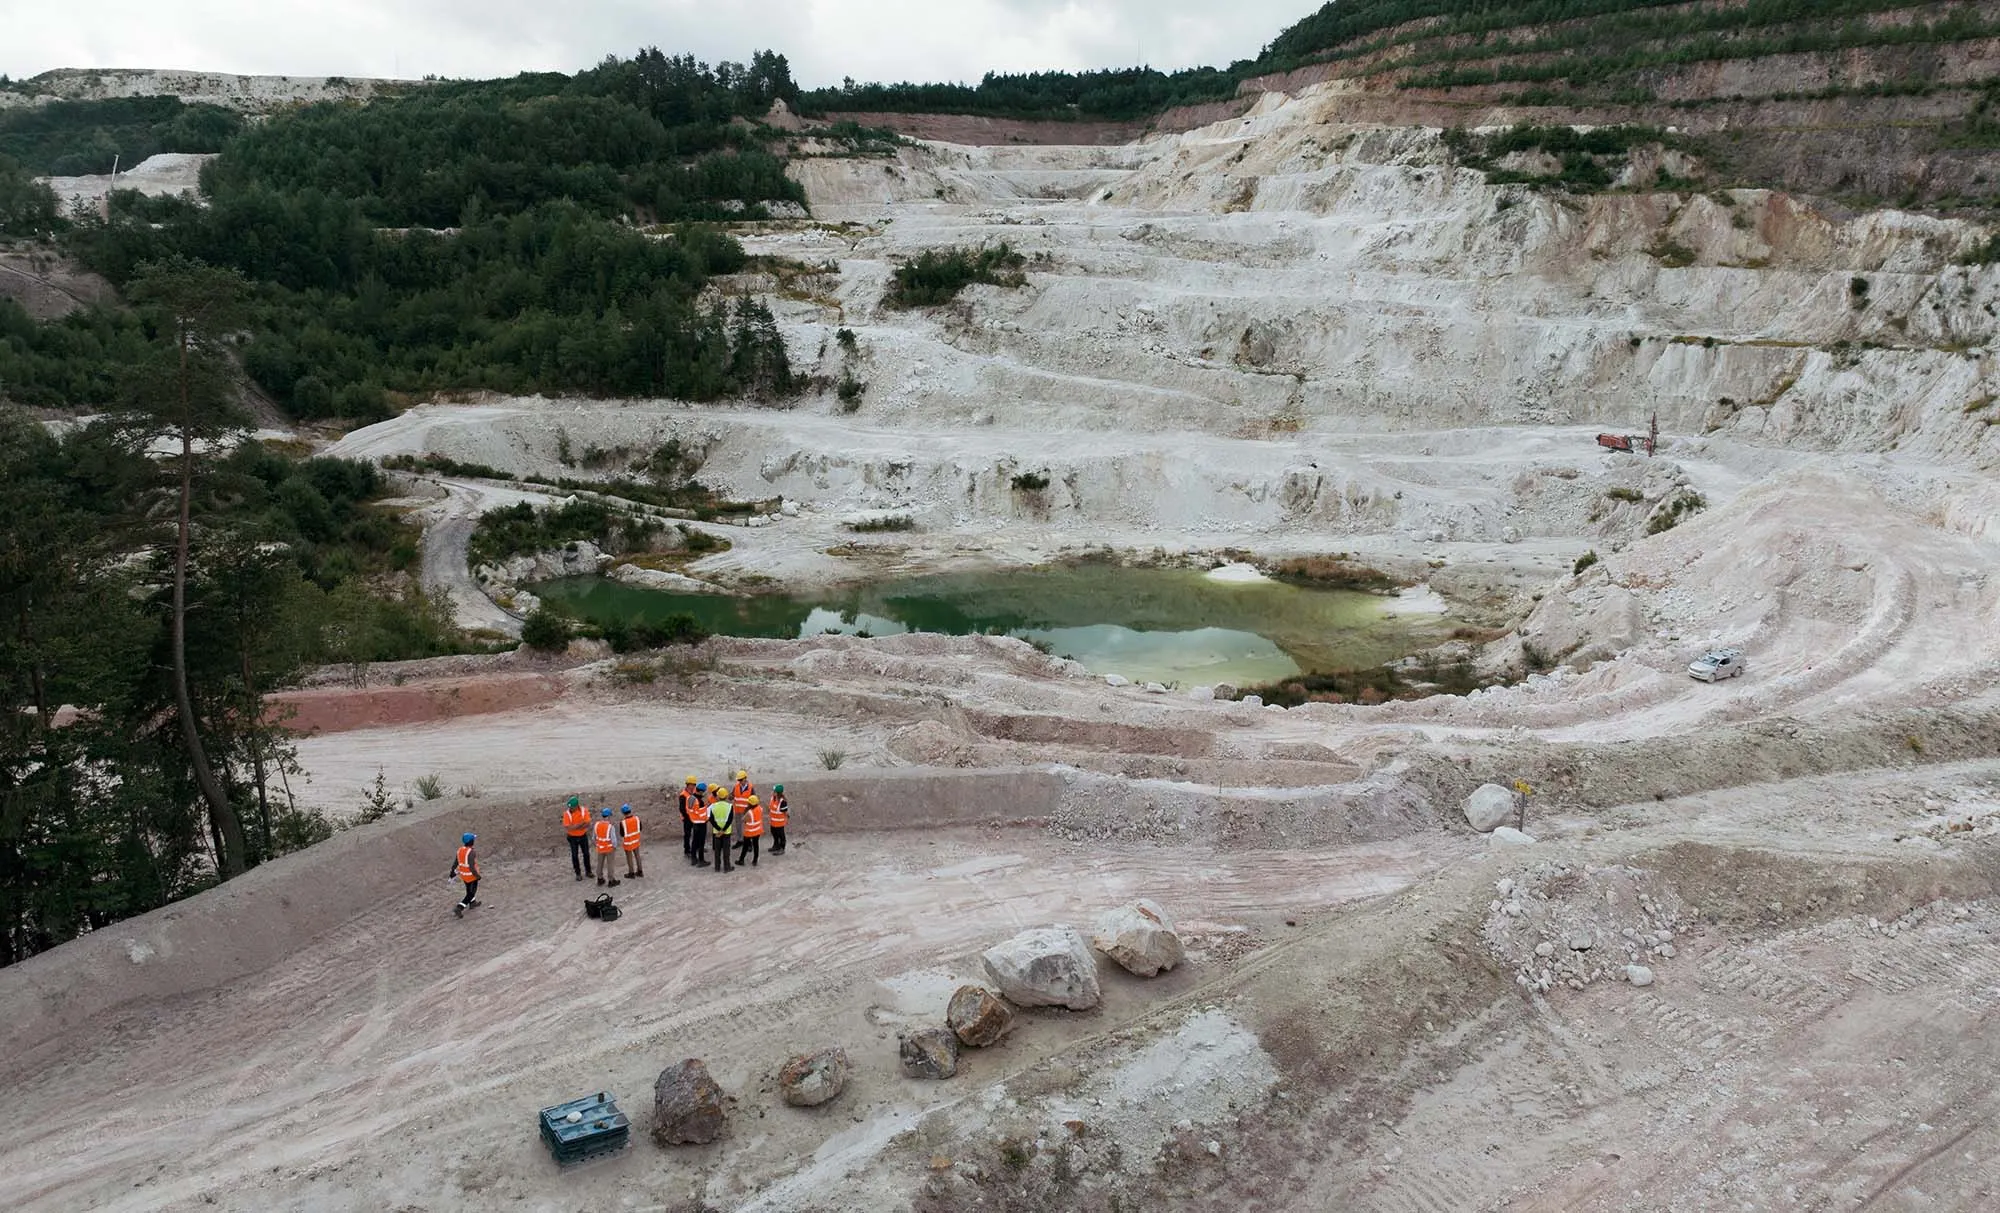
[[748, 795, 760, 805], [685, 775, 697, 784], [736, 769, 748, 780]]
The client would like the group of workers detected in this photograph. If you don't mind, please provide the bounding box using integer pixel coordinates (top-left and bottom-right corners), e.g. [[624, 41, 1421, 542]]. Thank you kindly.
[[671, 770, 790, 873], [447, 769, 794, 915]]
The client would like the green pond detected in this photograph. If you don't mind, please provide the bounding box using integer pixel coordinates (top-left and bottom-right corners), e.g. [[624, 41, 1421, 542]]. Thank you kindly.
[[535, 566, 1446, 688]]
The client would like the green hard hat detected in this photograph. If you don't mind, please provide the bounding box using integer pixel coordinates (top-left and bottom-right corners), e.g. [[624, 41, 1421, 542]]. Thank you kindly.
[[567, 795, 580, 808], [773, 784, 784, 793]]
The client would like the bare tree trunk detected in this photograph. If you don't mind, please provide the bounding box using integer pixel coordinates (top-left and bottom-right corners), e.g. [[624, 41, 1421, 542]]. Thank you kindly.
[[241, 649, 271, 858], [21, 603, 47, 722], [169, 318, 245, 879]]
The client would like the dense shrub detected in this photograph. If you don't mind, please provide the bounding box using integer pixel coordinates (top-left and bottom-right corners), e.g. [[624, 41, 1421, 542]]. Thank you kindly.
[[598, 613, 709, 652], [885, 244, 1026, 308], [29, 49, 807, 419], [0, 95, 243, 175], [520, 606, 573, 651], [469, 499, 663, 566]]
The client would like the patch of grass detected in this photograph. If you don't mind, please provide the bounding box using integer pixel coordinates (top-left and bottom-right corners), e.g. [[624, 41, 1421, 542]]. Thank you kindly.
[[1646, 238, 1698, 268], [382, 452, 516, 481], [1573, 550, 1600, 575], [1241, 656, 1495, 708], [1959, 232, 2000, 265], [1265, 555, 1400, 592], [1646, 489, 1708, 535], [818, 748, 847, 770], [595, 613, 709, 654], [679, 523, 728, 554], [1445, 122, 1679, 195], [846, 514, 915, 533], [413, 773, 446, 801], [1010, 470, 1051, 493], [1604, 487, 1645, 503], [610, 658, 660, 684], [885, 243, 1026, 308], [998, 1138, 1033, 1173]]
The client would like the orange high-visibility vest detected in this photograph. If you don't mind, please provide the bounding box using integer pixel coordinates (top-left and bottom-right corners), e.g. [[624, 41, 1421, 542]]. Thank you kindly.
[[677, 789, 698, 819], [562, 805, 589, 837], [620, 815, 641, 850], [455, 845, 476, 882], [688, 795, 709, 824], [741, 803, 765, 838], [732, 779, 754, 805], [593, 819, 616, 854], [768, 795, 788, 828]]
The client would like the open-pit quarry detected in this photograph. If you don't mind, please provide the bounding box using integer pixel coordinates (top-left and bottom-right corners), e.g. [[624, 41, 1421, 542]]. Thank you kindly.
[[7, 81, 2000, 1213]]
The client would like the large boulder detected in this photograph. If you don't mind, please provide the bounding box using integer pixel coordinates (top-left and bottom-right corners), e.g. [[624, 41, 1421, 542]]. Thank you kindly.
[[899, 1028, 960, 1079], [651, 1059, 726, 1145], [776, 1048, 851, 1108], [981, 926, 1101, 1010], [1518, 584, 1645, 668], [1091, 899, 1185, 978], [946, 986, 1016, 1047], [1462, 783, 1518, 833]]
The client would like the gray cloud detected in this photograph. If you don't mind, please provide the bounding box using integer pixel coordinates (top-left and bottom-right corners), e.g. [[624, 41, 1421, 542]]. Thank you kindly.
[[3, 1, 1314, 87]]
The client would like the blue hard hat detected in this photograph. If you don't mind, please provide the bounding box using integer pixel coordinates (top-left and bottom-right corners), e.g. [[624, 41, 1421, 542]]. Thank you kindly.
[[601, 806, 613, 816], [461, 832, 475, 845], [620, 804, 632, 814], [696, 782, 707, 792]]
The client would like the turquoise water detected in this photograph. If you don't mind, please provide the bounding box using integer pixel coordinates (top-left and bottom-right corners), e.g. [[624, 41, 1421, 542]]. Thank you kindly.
[[535, 566, 1442, 687]]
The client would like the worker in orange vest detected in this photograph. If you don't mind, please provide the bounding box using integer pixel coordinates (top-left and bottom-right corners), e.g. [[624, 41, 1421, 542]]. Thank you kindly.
[[687, 781, 711, 866], [709, 793, 735, 874], [593, 807, 620, 888], [676, 775, 701, 861], [731, 769, 755, 815], [618, 804, 644, 879], [447, 831, 481, 918], [562, 795, 593, 881], [734, 794, 765, 868], [767, 784, 789, 855]]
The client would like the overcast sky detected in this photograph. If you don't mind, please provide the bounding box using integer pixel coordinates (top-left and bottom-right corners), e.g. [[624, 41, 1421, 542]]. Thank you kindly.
[[5, 1, 1317, 88]]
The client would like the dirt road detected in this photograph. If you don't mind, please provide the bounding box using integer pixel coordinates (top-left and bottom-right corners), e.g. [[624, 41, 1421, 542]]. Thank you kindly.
[[0, 827, 1451, 1213]]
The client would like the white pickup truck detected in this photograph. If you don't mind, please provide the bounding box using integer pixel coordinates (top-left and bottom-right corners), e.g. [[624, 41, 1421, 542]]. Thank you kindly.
[[1687, 648, 1747, 682]]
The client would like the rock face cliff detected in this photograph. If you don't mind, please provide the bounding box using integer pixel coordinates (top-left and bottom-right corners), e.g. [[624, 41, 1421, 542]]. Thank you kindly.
[[821, 1, 2000, 210]]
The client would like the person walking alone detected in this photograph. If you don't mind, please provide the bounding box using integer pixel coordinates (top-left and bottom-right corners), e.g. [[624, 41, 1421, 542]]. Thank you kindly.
[[735, 795, 764, 868], [768, 784, 789, 855], [562, 795, 592, 881], [709, 793, 735, 874], [618, 804, 644, 879], [448, 832, 481, 918], [688, 781, 710, 866], [677, 776, 700, 861], [593, 807, 620, 887]]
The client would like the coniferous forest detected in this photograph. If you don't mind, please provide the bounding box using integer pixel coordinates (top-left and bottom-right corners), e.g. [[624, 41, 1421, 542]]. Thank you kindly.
[[0, 49, 809, 966], [2, 49, 808, 419]]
